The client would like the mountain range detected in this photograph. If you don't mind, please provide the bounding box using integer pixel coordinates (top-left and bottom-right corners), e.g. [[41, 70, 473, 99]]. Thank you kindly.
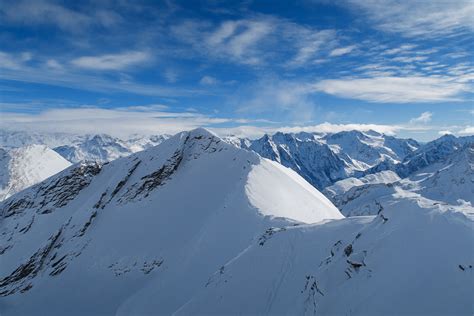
[[1, 128, 472, 315]]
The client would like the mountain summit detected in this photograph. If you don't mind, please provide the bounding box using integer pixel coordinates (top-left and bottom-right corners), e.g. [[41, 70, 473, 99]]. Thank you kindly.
[[0, 128, 341, 314]]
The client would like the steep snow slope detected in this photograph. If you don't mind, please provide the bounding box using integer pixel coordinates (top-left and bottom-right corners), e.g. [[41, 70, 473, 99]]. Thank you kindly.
[[0, 128, 341, 315], [331, 145, 474, 216], [177, 192, 474, 315], [0, 145, 71, 201]]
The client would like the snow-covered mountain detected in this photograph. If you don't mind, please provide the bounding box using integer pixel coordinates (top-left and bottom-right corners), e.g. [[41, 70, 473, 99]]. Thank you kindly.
[[0, 145, 71, 201], [242, 130, 418, 190], [321, 130, 419, 171], [245, 132, 349, 189], [396, 134, 473, 177], [329, 144, 474, 216], [0, 128, 341, 314], [0, 130, 82, 149], [177, 192, 473, 315], [1, 128, 472, 315], [0, 129, 168, 163], [53, 134, 169, 163]]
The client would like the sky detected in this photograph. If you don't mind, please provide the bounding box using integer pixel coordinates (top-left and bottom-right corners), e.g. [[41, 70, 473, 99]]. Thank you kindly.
[[0, 0, 473, 140]]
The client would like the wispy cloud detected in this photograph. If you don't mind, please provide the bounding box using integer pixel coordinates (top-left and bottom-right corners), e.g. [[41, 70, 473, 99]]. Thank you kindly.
[[233, 77, 316, 122], [410, 112, 432, 124], [199, 76, 218, 85], [0, 51, 199, 97], [329, 45, 357, 57], [172, 18, 274, 65], [172, 16, 338, 67], [347, 0, 474, 37], [458, 126, 474, 135], [71, 51, 150, 70], [312, 75, 468, 103], [0, 106, 232, 137], [0, 0, 121, 32]]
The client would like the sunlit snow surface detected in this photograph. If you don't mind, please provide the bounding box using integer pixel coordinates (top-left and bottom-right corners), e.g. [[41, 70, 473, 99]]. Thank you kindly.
[[0, 145, 71, 201], [0, 129, 472, 315]]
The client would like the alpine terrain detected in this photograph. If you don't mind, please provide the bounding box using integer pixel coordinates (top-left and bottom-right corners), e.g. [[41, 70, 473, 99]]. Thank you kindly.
[[1, 128, 472, 315], [0, 145, 71, 201]]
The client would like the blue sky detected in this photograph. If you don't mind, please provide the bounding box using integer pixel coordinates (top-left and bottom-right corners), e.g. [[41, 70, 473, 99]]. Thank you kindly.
[[0, 0, 473, 140]]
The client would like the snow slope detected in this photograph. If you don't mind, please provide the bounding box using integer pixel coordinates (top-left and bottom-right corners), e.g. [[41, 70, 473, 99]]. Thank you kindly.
[[0, 128, 341, 315], [324, 170, 401, 199], [177, 192, 474, 315], [0, 145, 71, 201], [331, 144, 474, 216]]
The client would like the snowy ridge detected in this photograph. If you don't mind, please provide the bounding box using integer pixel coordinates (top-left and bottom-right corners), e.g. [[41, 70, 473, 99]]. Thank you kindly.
[[177, 192, 473, 315], [0, 128, 341, 315], [0, 145, 71, 201]]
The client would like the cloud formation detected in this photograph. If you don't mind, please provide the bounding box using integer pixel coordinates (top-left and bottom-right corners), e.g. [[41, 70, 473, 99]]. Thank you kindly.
[[71, 51, 150, 70], [347, 0, 474, 37], [410, 112, 433, 124], [312, 76, 468, 103]]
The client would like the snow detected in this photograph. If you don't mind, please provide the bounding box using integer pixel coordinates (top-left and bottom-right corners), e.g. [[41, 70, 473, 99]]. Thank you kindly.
[[176, 193, 474, 315], [246, 159, 343, 223], [0, 129, 168, 163], [0, 145, 71, 201], [0, 128, 472, 315], [331, 144, 473, 216], [0, 128, 341, 315], [324, 170, 401, 198]]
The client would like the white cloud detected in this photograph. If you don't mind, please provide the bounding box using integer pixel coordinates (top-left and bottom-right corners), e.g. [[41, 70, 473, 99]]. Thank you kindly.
[[211, 122, 401, 139], [0, 51, 22, 70], [458, 126, 474, 135], [391, 56, 428, 63], [383, 44, 417, 55], [234, 78, 316, 122], [410, 112, 433, 124], [438, 130, 453, 135], [200, 76, 218, 85], [0, 0, 121, 32], [173, 18, 274, 65], [0, 106, 231, 138], [347, 0, 474, 37], [329, 45, 357, 57], [287, 29, 336, 66], [172, 17, 338, 67], [71, 51, 150, 70], [312, 76, 468, 103]]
